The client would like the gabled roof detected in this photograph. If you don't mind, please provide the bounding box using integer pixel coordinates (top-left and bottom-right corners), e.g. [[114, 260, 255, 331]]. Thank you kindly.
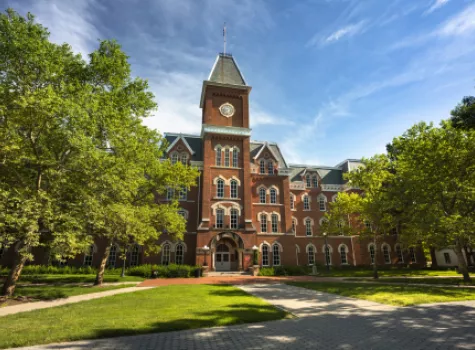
[[208, 53, 246, 86], [288, 164, 344, 184], [164, 133, 203, 161], [250, 141, 288, 168], [166, 134, 195, 155]]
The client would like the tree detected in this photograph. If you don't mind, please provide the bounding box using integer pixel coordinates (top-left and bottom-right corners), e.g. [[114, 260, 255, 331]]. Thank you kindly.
[[450, 96, 475, 130], [390, 121, 475, 282]]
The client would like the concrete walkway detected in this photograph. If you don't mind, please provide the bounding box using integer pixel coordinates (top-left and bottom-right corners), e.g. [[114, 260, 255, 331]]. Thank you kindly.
[[0, 286, 153, 317], [9, 283, 475, 350]]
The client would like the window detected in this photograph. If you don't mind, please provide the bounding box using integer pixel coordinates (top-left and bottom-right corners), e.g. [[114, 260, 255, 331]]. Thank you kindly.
[[305, 219, 312, 236], [312, 176, 318, 188], [409, 247, 416, 263], [340, 245, 348, 264], [84, 244, 94, 266], [383, 245, 391, 264], [364, 221, 372, 230], [130, 244, 140, 266], [230, 209, 239, 229], [259, 187, 266, 203], [260, 159, 265, 174], [107, 245, 117, 268], [178, 210, 187, 220], [216, 179, 224, 198], [267, 160, 274, 175], [262, 245, 269, 266], [369, 244, 375, 264], [230, 180, 238, 199], [0, 244, 4, 260], [179, 186, 187, 201], [303, 195, 310, 210], [292, 218, 297, 233], [216, 209, 224, 229], [232, 147, 238, 167], [306, 176, 311, 188], [319, 196, 326, 211], [396, 245, 403, 263], [181, 153, 188, 165], [271, 214, 278, 233], [176, 244, 184, 265], [308, 246, 315, 265], [216, 147, 222, 166], [161, 244, 170, 265], [171, 152, 178, 164], [290, 194, 295, 210], [260, 214, 267, 233], [270, 188, 277, 204], [325, 245, 331, 265], [224, 148, 230, 167], [273, 244, 281, 266], [444, 252, 451, 264], [166, 187, 174, 201]]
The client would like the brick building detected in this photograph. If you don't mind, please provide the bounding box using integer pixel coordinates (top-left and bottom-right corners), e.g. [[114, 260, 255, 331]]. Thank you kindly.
[[0, 53, 425, 270]]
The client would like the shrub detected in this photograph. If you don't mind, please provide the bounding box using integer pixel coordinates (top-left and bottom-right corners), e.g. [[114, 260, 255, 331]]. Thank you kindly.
[[257, 265, 311, 277], [258, 267, 275, 276]]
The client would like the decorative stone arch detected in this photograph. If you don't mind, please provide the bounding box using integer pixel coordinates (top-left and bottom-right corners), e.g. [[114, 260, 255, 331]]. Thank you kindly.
[[381, 243, 392, 253], [257, 211, 270, 221], [367, 242, 376, 252], [271, 211, 282, 221], [317, 193, 327, 202], [212, 202, 242, 215], [175, 240, 188, 253], [160, 240, 175, 252], [295, 244, 301, 253], [230, 145, 240, 153], [301, 193, 311, 202], [319, 217, 328, 226], [306, 243, 317, 253], [256, 184, 268, 195], [178, 208, 189, 220], [322, 244, 333, 253], [214, 143, 224, 151], [331, 194, 338, 202], [213, 175, 226, 185], [259, 240, 271, 251], [272, 241, 284, 253], [228, 176, 241, 186], [338, 243, 349, 253], [292, 216, 298, 226], [210, 232, 245, 250], [394, 243, 403, 252], [304, 216, 315, 226], [269, 185, 280, 195]]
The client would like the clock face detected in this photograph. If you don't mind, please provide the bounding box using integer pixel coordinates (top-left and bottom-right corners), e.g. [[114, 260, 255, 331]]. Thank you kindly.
[[219, 103, 235, 118]]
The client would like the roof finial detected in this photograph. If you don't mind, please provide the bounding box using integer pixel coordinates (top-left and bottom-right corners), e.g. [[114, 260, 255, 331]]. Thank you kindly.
[[223, 22, 227, 55]]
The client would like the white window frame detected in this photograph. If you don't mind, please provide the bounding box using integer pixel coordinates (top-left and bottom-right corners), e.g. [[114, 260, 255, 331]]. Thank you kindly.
[[179, 186, 187, 201], [83, 245, 94, 266], [292, 218, 297, 233], [395, 244, 404, 263], [180, 153, 188, 165], [175, 243, 184, 265], [107, 245, 117, 268], [319, 196, 326, 211], [444, 252, 451, 264], [260, 159, 266, 174], [230, 209, 239, 229], [216, 147, 222, 166], [230, 180, 238, 199], [161, 244, 170, 265], [171, 152, 178, 164], [306, 176, 311, 188], [271, 214, 278, 233], [130, 244, 140, 267], [267, 160, 274, 175], [305, 219, 312, 236], [216, 179, 224, 198], [312, 176, 318, 188], [166, 187, 174, 201], [262, 245, 269, 266], [259, 187, 266, 203], [270, 188, 277, 204], [340, 245, 348, 264], [273, 244, 281, 266], [216, 209, 224, 229], [260, 214, 267, 233], [224, 148, 230, 167], [410, 247, 417, 263], [308, 246, 315, 265], [303, 195, 310, 210], [325, 245, 332, 265], [369, 244, 375, 264], [290, 194, 295, 210], [232, 147, 238, 167], [383, 245, 391, 264]]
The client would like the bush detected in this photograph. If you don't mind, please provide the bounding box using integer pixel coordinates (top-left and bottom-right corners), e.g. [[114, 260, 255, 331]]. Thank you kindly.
[[258, 267, 275, 276], [257, 265, 311, 277]]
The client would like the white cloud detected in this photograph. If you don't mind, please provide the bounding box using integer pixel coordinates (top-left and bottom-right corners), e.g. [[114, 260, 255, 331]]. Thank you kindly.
[[251, 106, 294, 127], [325, 21, 367, 43], [424, 0, 450, 15], [437, 3, 475, 36]]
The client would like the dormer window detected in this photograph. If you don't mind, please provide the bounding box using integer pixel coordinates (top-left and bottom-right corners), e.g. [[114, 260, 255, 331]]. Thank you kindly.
[[181, 153, 188, 165], [312, 176, 318, 188], [259, 159, 265, 174], [267, 160, 274, 175], [306, 176, 311, 188], [171, 152, 178, 165]]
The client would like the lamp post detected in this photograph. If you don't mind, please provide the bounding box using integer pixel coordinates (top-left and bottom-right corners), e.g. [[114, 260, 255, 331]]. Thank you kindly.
[[252, 245, 259, 265], [323, 232, 330, 271], [202, 245, 210, 267]]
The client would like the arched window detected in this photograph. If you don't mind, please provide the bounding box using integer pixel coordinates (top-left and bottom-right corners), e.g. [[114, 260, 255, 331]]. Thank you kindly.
[[271, 214, 278, 233], [290, 194, 295, 210], [340, 245, 348, 264], [260, 159, 266, 174], [382, 244, 391, 264], [273, 244, 281, 266], [175, 243, 184, 265], [270, 188, 277, 204], [180, 153, 188, 165], [308, 245, 315, 265], [319, 196, 326, 211], [216, 147, 222, 166], [230, 180, 238, 199], [260, 213, 267, 233], [171, 152, 178, 164], [224, 148, 230, 167], [292, 218, 297, 233], [409, 247, 417, 263], [262, 245, 269, 266], [369, 244, 375, 264], [395, 244, 403, 263], [306, 176, 311, 188], [84, 244, 94, 266], [178, 210, 188, 220], [230, 209, 239, 230], [107, 245, 117, 268], [179, 186, 187, 201], [161, 244, 170, 265], [216, 209, 224, 229], [232, 147, 239, 168], [130, 244, 140, 266], [305, 218, 312, 236], [267, 160, 274, 175], [312, 176, 318, 188], [324, 245, 331, 265], [303, 195, 310, 210], [166, 187, 174, 201], [259, 187, 266, 203], [216, 179, 224, 198]]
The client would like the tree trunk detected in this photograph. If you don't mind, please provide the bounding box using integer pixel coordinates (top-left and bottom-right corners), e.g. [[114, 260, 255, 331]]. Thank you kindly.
[[429, 247, 438, 268], [2, 252, 28, 297], [373, 236, 379, 279], [454, 239, 471, 282], [94, 245, 111, 286]]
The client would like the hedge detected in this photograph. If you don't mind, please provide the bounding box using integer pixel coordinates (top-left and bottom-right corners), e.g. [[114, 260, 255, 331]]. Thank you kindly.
[[258, 265, 311, 276]]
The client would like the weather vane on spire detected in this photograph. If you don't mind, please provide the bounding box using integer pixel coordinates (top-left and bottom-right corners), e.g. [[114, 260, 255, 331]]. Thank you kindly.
[[223, 22, 226, 55]]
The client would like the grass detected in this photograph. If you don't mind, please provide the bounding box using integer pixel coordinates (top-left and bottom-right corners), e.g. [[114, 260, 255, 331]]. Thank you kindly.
[[316, 268, 470, 278], [11, 284, 133, 301], [0, 285, 288, 349], [347, 277, 475, 286], [289, 282, 475, 306], [10, 274, 144, 284]]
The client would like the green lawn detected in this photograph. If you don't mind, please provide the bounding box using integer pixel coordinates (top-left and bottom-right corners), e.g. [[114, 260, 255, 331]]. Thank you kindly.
[[11, 284, 133, 301], [0, 285, 288, 349], [345, 277, 475, 286], [8, 274, 144, 284], [316, 268, 469, 278], [289, 282, 475, 306]]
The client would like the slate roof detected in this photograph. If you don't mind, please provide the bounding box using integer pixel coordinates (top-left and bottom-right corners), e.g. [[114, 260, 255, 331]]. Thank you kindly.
[[164, 133, 203, 161], [208, 53, 247, 86], [288, 164, 344, 185], [250, 141, 288, 168]]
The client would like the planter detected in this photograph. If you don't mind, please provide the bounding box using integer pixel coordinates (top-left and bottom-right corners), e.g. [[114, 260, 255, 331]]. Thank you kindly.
[[250, 265, 260, 276], [201, 266, 209, 277]]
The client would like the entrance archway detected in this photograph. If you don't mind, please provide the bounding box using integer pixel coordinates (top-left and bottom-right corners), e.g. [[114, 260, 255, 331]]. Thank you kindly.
[[210, 232, 245, 271], [215, 243, 231, 271]]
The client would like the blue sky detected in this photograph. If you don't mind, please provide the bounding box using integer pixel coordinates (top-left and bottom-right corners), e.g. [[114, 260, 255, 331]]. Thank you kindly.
[[4, 0, 475, 166]]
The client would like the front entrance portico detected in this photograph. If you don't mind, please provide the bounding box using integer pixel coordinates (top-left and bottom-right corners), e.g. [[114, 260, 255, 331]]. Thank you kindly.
[[209, 232, 245, 272]]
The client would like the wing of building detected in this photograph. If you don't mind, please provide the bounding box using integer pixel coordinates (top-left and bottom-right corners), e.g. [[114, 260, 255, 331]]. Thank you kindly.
[[0, 53, 427, 270]]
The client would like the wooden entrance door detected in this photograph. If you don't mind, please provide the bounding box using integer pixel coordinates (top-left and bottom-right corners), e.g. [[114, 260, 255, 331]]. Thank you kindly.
[[215, 244, 231, 271]]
